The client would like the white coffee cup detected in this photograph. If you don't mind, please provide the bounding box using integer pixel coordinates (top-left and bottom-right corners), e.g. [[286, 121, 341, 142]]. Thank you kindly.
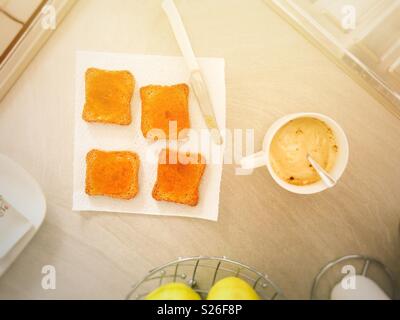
[[240, 113, 349, 194]]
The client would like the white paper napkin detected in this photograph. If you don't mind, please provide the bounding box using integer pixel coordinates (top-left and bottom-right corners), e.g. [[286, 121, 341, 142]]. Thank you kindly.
[[73, 51, 225, 221]]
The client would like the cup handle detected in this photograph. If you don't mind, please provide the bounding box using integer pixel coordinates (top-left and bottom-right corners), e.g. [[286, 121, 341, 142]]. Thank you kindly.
[[240, 151, 268, 170]]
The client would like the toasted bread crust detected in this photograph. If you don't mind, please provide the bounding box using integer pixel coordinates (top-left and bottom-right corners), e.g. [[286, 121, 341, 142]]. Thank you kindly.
[[140, 84, 190, 139], [83, 68, 135, 125], [85, 149, 139, 200], [152, 149, 206, 206]]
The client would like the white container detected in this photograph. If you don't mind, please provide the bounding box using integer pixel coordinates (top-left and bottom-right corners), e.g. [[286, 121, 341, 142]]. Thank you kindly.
[[0, 154, 46, 276], [331, 275, 390, 300]]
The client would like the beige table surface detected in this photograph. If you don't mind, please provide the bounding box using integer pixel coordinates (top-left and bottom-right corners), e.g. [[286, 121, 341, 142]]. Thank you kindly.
[[0, 0, 399, 300]]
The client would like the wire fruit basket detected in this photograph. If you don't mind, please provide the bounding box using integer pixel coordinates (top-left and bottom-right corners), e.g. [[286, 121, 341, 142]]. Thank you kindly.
[[310, 254, 397, 300], [126, 256, 285, 300]]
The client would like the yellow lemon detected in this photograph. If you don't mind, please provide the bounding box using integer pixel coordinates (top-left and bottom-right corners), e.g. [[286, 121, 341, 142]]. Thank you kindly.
[[146, 282, 201, 300], [207, 277, 260, 300]]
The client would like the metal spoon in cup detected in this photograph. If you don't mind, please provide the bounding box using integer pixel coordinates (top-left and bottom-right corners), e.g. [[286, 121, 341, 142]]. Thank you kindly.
[[307, 154, 336, 188]]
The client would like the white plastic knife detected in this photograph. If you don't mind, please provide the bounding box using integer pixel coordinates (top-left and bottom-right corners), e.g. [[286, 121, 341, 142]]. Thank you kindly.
[[162, 0, 223, 145]]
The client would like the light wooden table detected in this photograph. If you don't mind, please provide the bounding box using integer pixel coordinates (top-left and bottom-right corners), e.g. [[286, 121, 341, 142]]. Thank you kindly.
[[0, 0, 399, 299]]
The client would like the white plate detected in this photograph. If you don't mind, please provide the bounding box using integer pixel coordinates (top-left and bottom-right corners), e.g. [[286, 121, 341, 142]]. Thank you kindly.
[[0, 154, 46, 277]]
